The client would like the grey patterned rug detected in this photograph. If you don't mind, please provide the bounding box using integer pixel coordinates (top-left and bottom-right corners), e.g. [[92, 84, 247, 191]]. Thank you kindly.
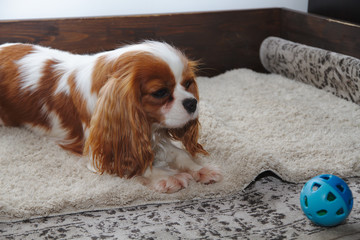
[[1, 175, 359, 239]]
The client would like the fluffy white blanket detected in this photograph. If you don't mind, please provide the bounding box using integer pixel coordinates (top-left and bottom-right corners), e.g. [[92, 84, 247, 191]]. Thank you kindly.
[[1, 69, 360, 220]]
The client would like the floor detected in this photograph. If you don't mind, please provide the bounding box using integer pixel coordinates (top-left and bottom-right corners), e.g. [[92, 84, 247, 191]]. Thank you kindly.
[[1, 174, 359, 239]]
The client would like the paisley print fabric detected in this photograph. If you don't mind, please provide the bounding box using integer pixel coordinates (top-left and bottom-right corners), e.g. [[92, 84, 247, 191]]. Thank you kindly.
[[260, 37, 360, 105]]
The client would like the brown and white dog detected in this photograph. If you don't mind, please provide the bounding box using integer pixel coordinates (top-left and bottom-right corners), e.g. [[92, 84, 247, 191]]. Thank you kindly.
[[0, 41, 222, 193]]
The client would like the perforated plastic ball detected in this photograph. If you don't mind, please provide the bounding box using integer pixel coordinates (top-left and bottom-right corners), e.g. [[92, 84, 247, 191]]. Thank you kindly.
[[300, 174, 353, 227]]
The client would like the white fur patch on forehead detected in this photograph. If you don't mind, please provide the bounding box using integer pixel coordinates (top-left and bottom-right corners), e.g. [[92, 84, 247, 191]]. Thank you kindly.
[[103, 41, 185, 82], [142, 41, 185, 83]]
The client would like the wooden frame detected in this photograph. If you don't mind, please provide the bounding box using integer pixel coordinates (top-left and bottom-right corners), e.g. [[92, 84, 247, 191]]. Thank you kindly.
[[0, 8, 359, 76]]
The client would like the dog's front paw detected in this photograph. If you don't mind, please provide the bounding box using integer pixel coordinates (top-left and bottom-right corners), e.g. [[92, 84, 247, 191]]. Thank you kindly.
[[152, 172, 193, 194], [190, 167, 222, 184]]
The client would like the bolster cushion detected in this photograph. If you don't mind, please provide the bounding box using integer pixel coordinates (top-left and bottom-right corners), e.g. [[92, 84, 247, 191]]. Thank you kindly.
[[260, 36, 360, 105]]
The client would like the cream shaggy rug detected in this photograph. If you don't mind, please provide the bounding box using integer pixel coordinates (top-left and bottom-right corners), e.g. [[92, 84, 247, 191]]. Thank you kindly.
[[1, 68, 360, 221]]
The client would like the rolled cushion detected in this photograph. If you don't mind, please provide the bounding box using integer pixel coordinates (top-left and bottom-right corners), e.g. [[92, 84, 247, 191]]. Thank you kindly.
[[260, 36, 360, 105]]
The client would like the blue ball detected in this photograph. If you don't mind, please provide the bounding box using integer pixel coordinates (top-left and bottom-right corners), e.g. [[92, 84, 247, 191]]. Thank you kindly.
[[300, 174, 353, 227]]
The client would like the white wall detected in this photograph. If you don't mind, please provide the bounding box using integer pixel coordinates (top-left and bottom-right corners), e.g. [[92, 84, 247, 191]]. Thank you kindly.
[[0, 0, 308, 20]]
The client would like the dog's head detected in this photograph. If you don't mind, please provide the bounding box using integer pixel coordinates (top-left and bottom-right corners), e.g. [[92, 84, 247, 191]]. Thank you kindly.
[[85, 41, 207, 178]]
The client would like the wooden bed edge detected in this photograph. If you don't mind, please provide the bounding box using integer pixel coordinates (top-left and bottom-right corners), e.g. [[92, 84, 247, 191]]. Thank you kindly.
[[280, 8, 360, 60], [0, 8, 359, 76], [0, 8, 281, 75]]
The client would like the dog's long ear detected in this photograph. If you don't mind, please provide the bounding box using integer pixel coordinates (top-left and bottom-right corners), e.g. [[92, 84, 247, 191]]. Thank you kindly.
[[168, 119, 208, 157], [84, 73, 153, 178]]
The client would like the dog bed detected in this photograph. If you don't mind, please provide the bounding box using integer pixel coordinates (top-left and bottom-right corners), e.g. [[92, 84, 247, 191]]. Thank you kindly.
[[1, 39, 360, 220]]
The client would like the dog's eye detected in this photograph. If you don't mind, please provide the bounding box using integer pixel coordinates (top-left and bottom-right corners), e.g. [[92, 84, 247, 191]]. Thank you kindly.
[[184, 80, 193, 89], [151, 88, 170, 99]]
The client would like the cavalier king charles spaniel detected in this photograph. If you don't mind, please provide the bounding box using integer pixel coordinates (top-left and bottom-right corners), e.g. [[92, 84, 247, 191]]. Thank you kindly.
[[0, 41, 222, 193]]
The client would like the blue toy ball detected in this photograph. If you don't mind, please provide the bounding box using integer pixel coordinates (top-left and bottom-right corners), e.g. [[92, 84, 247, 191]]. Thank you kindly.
[[300, 174, 353, 227]]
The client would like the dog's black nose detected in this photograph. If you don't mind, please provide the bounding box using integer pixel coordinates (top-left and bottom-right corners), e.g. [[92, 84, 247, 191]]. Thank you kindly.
[[183, 98, 197, 114]]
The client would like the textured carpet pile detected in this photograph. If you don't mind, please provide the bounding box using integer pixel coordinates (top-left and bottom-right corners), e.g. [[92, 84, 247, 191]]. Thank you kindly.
[[1, 68, 360, 221]]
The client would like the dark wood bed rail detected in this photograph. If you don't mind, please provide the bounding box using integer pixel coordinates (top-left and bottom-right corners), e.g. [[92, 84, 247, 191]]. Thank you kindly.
[[0, 8, 359, 76], [281, 10, 360, 62]]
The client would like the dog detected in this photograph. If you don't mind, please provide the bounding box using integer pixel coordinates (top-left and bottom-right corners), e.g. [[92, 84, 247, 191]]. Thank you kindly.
[[0, 41, 222, 193]]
